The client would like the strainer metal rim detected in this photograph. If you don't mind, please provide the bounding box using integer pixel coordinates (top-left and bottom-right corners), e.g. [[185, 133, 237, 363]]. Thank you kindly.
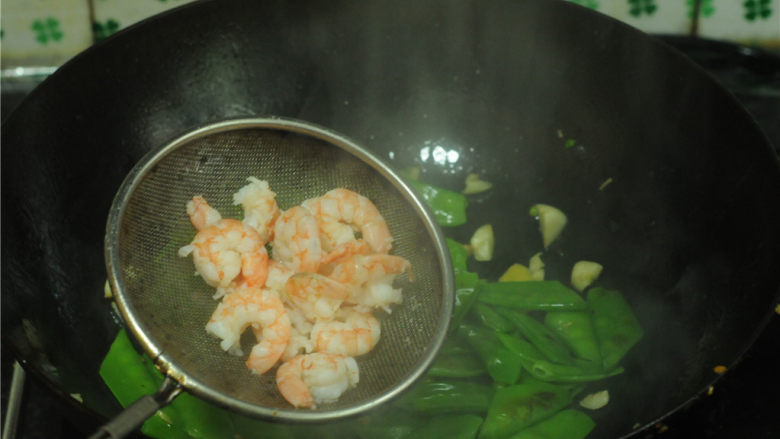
[[104, 116, 455, 423]]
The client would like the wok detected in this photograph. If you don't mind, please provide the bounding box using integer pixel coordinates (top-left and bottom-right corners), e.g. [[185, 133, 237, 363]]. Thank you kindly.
[[2, 0, 779, 437]]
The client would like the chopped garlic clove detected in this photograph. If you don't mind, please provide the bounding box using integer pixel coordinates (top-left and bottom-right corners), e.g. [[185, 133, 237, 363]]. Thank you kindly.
[[571, 261, 603, 292], [470, 224, 494, 261], [463, 173, 493, 194], [579, 390, 609, 410], [529, 252, 545, 281], [529, 204, 567, 249], [104, 280, 113, 299], [499, 264, 532, 282]]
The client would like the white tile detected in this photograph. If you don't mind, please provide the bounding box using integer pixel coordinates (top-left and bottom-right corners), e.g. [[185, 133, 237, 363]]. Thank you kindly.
[[1, 0, 92, 68], [607, 0, 693, 35], [92, 0, 198, 41], [697, 0, 780, 44]]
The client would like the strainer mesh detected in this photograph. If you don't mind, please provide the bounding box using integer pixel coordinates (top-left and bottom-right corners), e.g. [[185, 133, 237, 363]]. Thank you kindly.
[[115, 126, 444, 413]]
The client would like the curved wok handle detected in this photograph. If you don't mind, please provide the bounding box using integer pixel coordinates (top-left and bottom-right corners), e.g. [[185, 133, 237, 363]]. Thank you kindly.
[[88, 376, 182, 439]]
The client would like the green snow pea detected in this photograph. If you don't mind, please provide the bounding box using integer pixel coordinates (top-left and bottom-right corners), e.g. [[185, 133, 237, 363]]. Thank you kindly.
[[478, 380, 573, 439], [100, 329, 234, 439], [496, 332, 624, 383], [413, 414, 484, 439], [350, 408, 424, 439], [509, 409, 595, 439], [473, 303, 514, 333], [451, 272, 482, 332], [99, 329, 187, 439], [495, 309, 575, 365], [458, 323, 524, 384], [408, 180, 468, 226], [429, 353, 487, 378], [394, 379, 493, 415], [479, 281, 587, 311], [587, 287, 644, 370], [447, 238, 470, 273], [545, 311, 602, 366]]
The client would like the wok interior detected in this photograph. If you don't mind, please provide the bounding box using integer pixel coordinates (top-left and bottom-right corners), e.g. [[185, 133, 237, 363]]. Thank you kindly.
[[114, 126, 445, 414], [2, 0, 779, 437]]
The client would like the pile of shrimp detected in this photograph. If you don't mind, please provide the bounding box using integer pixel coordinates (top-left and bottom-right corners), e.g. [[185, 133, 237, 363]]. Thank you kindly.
[[178, 177, 411, 409]]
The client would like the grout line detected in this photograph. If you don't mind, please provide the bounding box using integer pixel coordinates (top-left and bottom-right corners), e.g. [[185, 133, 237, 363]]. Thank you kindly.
[[87, 0, 97, 44], [689, 0, 701, 37]]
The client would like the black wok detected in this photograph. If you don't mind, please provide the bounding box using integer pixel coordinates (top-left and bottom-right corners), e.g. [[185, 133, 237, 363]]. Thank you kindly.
[[3, 0, 779, 437]]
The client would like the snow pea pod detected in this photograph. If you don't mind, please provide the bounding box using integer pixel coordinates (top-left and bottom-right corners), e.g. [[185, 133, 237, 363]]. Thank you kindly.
[[496, 332, 624, 383], [458, 323, 525, 384], [473, 303, 514, 333], [451, 274, 481, 332], [350, 408, 424, 439], [587, 287, 644, 370], [447, 238, 470, 273], [408, 179, 468, 226], [495, 308, 576, 365], [429, 353, 487, 378], [394, 379, 493, 415], [478, 380, 573, 439], [509, 409, 595, 439], [413, 414, 484, 439], [544, 311, 603, 366], [479, 281, 587, 311]]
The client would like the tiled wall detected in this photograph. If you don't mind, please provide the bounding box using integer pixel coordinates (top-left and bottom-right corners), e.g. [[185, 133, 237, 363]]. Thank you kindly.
[[1, 0, 779, 71]]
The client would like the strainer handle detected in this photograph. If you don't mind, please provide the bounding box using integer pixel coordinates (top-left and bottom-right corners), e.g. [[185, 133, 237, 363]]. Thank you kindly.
[[88, 376, 182, 439]]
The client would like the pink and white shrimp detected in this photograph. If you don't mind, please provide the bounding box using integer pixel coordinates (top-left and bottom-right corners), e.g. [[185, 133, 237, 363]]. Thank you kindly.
[[275, 353, 359, 408], [281, 306, 315, 361], [284, 272, 349, 321], [302, 188, 393, 254], [272, 206, 323, 273], [320, 239, 373, 268], [233, 177, 280, 242], [328, 254, 411, 313], [265, 261, 295, 295], [311, 308, 380, 357], [179, 197, 269, 288], [204, 282, 291, 375]]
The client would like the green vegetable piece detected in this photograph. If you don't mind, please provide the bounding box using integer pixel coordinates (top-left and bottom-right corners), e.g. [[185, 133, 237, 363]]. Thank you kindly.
[[408, 179, 468, 226], [496, 333, 624, 383], [447, 238, 470, 273], [479, 281, 587, 311], [394, 379, 493, 415], [545, 311, 603, 366], [450, 272, 481, 331], [439, 334, 473, 355], [474, 303, 514, 333], [478, 380, 573, 439], [458, 323, 524, 384], [587, 287, 644, 370], [173, 392, 234, 439], [509, 409, 595, 439], [99, 329, 187, 439], [350, 408, 423, 439], [231, 414, 296, 439], [495, 309, 576, 365], [413, 414, 484, 439], [429, 353, 487, 378], [564, 139, 576, 149]]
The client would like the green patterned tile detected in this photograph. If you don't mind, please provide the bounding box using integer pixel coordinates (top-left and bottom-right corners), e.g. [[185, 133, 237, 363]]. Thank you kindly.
[[91, 0, 197, 42], [698, 0, 780, 43], [1, 0, 92, 68]]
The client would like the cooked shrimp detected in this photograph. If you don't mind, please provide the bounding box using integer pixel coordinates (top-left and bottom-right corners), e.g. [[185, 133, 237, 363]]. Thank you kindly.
[[320, 239, 373, 268], [265, 260, 294, 294], [284, 273, 349, 321], [328, 254, 411, 312], [281, 306, 315, 361], [275, 353, 359, 408], [272, 206, 323, 273], [186, 195, 223, 231], [302, 188, 393, 254], [233, 177, 280, 242], [311, 308, 380, 357], [179, 218, 269, 288], [205, 282, 290, 375]]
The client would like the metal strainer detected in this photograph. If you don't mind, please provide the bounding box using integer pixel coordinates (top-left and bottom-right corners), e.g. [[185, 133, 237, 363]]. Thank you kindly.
[[97, 118, 454, 438]]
